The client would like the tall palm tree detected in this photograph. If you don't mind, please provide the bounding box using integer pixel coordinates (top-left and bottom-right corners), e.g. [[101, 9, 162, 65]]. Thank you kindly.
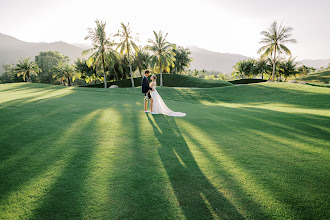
[[258, 21, 297, 81], [115, 22, 139, 87], [84, 20, 117, 88], [14, 57, 40, 82], [146, 30, 175, 86]]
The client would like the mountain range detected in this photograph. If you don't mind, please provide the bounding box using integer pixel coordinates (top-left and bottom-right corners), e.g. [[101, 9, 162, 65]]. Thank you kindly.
[[0, 33, 84, 74], [0, 33, 329, 74]]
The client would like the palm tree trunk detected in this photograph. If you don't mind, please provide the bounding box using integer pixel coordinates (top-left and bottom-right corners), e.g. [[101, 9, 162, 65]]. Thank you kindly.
[[128, 52, 135, 88], [159, 58, 163, 87], [272, 47, 277, 81], [26, 72, 30, 83], [113, 68, 118, 81], [102, 53, 107, 88], [67, 76, 71, 86]]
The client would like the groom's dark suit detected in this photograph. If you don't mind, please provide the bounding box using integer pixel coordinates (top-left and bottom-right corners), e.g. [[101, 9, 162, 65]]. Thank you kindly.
[[142, 76, 151, 99]]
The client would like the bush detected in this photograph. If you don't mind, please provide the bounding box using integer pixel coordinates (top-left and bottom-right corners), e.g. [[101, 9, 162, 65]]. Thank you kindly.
[[228, 79, 267, 84]]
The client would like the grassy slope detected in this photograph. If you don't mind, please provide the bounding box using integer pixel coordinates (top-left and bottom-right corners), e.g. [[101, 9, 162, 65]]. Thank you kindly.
[[84, 73, 233, 88], [296, 70, 330, 84], [0, 83, 329, 219]]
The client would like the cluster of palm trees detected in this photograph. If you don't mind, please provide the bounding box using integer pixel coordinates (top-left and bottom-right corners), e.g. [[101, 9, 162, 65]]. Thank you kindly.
[[4, 20, 192, 87], [83, 20, 192, 88], [232, 21, 300, 81], [232, 57, 302, 81], [256, 21, 297, 81]]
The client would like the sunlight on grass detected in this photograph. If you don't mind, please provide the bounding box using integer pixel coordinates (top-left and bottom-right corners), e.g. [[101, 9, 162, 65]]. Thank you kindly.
[[0, 85, 74, 107], [79, 108, 123, 218], [178, 120, 295, 219], [0, 110, 100, 219], [249, 129, 330, 156], [203, 102, 330, 117]]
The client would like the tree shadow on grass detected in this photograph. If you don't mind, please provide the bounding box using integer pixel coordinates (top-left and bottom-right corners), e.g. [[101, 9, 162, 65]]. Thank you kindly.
[[147, 114, 245, 219], [0, 87, 101, 214], [29, 111, 100, 219], [187, 104, 330, 219]]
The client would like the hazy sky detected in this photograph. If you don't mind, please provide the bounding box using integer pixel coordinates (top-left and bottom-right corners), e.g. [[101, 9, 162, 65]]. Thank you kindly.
[[0, 0, 329, 60]]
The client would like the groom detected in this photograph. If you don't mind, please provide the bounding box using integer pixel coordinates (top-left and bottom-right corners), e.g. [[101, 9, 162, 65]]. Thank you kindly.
[[142, 70, 153, 112]]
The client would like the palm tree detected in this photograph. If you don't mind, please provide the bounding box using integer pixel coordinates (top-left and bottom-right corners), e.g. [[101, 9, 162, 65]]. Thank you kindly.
[[115, 22, 139, 87], [134, 46, 151, 76], [14, 57, 40, 82], [232, 60, 254, 79], [84, 20, 117, 88], [172, 45, 193, 74], [53, 62, 76, 86], [146, 30, 175, 86], [253, 58, 269, 79], [258, 21, 297, 81], [279, 57, 298, 81]]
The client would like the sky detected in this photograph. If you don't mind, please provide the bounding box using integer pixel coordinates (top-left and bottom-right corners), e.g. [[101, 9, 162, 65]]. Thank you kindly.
[[0, 0, 329, 60]]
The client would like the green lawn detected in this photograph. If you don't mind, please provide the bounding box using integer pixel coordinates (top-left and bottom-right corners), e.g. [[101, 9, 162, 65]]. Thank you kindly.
[[296, 70, 330, 84], [0, 82, 329, 219]]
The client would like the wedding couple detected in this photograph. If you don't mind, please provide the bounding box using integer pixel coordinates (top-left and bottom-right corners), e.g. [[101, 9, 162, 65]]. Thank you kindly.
[[142, 70, 186, 117]]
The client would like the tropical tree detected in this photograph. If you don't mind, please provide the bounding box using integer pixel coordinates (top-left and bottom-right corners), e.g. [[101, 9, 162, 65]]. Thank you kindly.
[[172, 45, 193, 74], [0, 64, 19, 83], [84, 20, 117, 88], [14, 57, 40, 82], [134, 46, 150, 76], [253, 58, 270, 79], [279, 57, 298, 81], [35, 51, 69, 84], [74, 58, 98, 84], [146, 30, 175, 86], [232, 59, 255, 79], [297, 65, 309, 75], [105, 52, 122, 81], [53, 62, 76, 86], [115, 22, 139, 87], [258, 21, 297, 81]]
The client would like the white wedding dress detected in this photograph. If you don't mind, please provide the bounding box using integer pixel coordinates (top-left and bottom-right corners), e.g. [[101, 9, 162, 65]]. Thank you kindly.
[[150, 84, 186, 117]]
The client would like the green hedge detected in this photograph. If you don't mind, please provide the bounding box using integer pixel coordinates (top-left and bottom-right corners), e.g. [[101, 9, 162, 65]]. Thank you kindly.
[[229, 79, 267, 84], [81, 74, 233, 88]]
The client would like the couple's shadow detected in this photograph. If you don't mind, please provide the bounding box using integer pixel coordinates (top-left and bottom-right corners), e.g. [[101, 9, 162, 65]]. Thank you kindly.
[[147, 114, 243, 219]]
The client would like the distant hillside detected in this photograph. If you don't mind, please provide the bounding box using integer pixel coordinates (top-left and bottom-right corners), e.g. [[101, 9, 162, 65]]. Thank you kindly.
[[187, 46, 249, 74], [0, 33, 85, 74], [299, 58, 330, 69], [2, 33, 328, 75]]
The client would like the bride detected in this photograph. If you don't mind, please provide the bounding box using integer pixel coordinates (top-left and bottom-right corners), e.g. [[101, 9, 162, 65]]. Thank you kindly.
[[149, 75, 186, 117]]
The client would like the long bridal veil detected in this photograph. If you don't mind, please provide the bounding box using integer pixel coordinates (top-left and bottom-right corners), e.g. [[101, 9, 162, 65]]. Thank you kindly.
[[150, 88, 186, 117]]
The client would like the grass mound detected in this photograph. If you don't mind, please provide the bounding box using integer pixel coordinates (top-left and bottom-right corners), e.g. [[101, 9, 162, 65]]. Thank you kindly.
[[296, 70, 330, 84], [0, 82, 329, 219], [83, 73, 233, 88]]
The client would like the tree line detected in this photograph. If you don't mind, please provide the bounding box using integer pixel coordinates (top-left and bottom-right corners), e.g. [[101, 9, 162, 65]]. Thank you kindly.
[[232, 57, 317, 81], [0, 20, 193, 87], [231, 21, 324, 81]]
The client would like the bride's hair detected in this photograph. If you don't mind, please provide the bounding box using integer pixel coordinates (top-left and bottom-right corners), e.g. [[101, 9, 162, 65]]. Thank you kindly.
[[151, 74, 157, 80]]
